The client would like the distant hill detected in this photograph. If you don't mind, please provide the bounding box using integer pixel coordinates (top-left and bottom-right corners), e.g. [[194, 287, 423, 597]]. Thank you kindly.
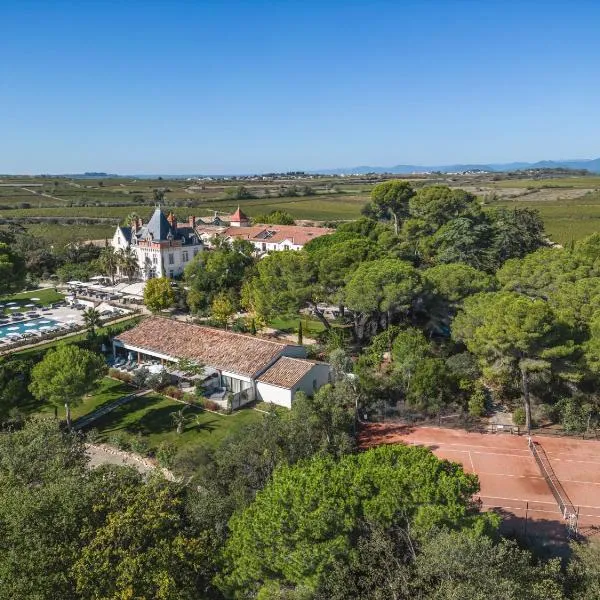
[[312, 158, 600, 175]]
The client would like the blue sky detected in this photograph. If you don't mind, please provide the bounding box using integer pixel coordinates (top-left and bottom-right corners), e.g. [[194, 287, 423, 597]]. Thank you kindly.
[[2, 0, 599, 174]]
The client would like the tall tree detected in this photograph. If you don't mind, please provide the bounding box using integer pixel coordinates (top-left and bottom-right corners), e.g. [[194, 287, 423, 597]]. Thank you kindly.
[[116, 246, 139, 281], [452, 291, 575, 433], [219, 444, 489, 597], [242, 250, 329, 328], [143, 277, 175, 313], [98, 246, 119, 285], [366, 180, 416, 235], [29, 344, 106, 429], [0, 242, 26, 294], [82, 307, 102, 337], [344, 259, 423, 341]]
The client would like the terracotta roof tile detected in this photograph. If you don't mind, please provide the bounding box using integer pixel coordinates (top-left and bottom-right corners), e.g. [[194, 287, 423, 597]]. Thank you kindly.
[[224, 224, 333, 246], [257, 356, 317, 388], [115, 317, 291, 377]]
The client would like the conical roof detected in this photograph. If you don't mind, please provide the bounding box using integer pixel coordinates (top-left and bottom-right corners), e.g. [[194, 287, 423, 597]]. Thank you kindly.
[[146, 207, 173, 240], [230, 206, 249, 222]]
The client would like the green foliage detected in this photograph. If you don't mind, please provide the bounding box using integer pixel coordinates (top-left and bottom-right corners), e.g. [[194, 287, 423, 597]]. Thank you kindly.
[[0, 241, 26, 294], [468, 385, 487, 417], [366, 180, 416, 234], [211, 292, 236, 327], [220, 444, 488, 597], [29, 344, 106, 427], [253, 209, 295, 225], [512, 406, 526, 426], [143, 276, 175, 313], [409, 185, 478, 228], [185, 239, 254, 312], [225, 185, 255, 199], [453, 291, 576, 431], [346, 259, 423, 315]]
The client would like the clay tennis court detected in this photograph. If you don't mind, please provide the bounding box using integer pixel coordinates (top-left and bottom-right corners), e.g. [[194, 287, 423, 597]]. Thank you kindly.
[[359, 423, 600, 537]]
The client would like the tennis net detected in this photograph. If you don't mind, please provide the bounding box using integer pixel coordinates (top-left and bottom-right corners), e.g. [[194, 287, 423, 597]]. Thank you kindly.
[[528, 437, 576, 521]]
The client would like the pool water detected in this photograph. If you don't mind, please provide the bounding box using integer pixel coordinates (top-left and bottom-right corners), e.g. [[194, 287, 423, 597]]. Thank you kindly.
[[0, 318, 60, 339]]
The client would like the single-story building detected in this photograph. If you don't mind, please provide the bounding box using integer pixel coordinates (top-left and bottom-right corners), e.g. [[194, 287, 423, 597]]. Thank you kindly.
[[113, 316, 330, 409]]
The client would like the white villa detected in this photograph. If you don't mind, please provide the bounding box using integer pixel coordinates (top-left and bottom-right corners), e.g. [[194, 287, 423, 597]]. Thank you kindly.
[[193, 207, 334, 254], [111, 207, 204, 280], [113, 317, 330, 409]]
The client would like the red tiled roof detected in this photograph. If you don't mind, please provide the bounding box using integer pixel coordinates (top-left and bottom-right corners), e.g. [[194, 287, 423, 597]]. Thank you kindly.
[[225, 224, 333, 246], [230, 207, 249, 222], [115, 317, 291, 377], [257, 356, 317, 388]]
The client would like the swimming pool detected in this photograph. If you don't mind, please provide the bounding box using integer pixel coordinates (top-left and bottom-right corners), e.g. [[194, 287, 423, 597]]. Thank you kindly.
[[0, 318, 60, 340]]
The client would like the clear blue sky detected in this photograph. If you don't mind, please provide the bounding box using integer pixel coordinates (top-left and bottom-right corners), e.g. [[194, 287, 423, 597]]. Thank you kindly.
[[2, 0, 599, 174]]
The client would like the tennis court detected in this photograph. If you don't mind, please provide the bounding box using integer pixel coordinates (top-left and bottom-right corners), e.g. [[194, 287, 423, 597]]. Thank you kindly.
[[359, 423, 600, 537]]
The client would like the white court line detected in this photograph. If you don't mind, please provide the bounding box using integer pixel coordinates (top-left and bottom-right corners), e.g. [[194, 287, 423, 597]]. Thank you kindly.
[[482, 504, 560, 515], [479, 495, 556, 505], [468, 450, 475, 473], [405, 439, 531, 453], [405, 440, 530, 457], [558, 478, 600, 486], [477, 472, 544, 479], [544, 456, 600, 467]]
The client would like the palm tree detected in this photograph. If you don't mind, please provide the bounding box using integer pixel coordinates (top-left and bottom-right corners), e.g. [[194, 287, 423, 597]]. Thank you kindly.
[[117, 247, 139, 282], [83, 308, 102, 337], [99, 247, 119, 285], [171, 408, 187, 434]]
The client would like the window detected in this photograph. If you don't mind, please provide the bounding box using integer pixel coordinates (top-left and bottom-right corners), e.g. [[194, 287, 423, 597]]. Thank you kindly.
[[152, 255, 158, 265], [169, 270, 174, 278], [261, 242, 267, 251], [182, 251, 189, 262], [168, 253, 174, 265], [194, 248, 199, 256], [284, 244, 290, 250], [312, 379, 317, 391]]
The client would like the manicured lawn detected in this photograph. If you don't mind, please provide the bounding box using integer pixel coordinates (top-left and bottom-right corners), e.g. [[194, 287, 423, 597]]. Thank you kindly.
[[0, 288, 64, 315], [28, 377, 134, 420], [269, 315, 327, 337], [91, 393, 265, 451]]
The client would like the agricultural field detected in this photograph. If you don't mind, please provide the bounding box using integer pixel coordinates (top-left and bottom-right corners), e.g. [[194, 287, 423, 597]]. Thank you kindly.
[[3, 173, 600, 246]]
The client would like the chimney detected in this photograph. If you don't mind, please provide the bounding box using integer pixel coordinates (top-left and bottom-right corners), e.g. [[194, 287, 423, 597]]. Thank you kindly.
[[188, 215, 196, 227], [167, 211, 177, 229]]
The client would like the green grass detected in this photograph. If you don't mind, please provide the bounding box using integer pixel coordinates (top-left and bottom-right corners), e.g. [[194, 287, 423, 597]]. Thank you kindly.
[[91, 393, 265, 451], [269, 315, 327, 336], [0, 288, 64, 315], [24, 377, 134, 420]]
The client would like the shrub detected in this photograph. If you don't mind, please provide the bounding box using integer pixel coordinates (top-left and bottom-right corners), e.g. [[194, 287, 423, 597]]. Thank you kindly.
[[156, 441, 178, 468], [129, 433, 150, 455], [200, 399, 220, 412], [468, 386, 487, 417], [163, 385, 184, 400], [182, 392, 196, 405], [107, 433, 130, 451], [86, 427, 100, 444], [131, 367, 149, 389], [512, 406, 526, 426]]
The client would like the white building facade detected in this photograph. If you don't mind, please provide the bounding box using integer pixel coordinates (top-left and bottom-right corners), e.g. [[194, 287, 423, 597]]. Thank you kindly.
[[111, 208, 204, 280]]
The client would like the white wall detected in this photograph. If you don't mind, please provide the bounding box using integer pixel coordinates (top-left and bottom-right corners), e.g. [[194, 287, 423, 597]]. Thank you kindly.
[[256, 382, 293, 409], [256, 363, 331, 409], [292, 363, 331, 397]]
